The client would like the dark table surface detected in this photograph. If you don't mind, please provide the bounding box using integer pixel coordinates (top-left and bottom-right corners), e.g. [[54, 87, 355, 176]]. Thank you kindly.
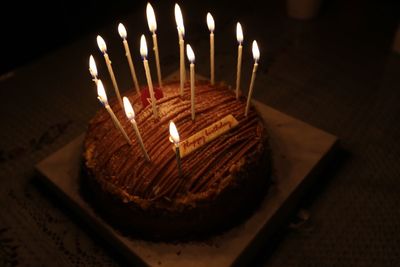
[[1, 0, 400, 266]]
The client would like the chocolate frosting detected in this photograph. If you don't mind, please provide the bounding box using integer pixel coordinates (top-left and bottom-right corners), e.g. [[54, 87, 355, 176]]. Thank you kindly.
[[84, 81, 266, 209]]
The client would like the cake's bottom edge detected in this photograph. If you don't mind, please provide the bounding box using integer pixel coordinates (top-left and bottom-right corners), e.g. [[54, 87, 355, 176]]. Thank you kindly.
[[79, 150, 272, 242]]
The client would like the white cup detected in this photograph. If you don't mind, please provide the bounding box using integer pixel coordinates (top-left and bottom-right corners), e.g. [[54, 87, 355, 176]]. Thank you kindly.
[[287, 0, 322, 20], [392, 25, 400, 54]]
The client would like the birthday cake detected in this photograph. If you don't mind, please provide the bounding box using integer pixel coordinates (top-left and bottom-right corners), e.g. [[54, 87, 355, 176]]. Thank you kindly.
[[82, 81, 271, 240]]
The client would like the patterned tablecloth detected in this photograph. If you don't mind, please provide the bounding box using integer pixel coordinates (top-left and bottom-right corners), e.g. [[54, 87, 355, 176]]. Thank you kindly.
[[1, 0, 400, 266]]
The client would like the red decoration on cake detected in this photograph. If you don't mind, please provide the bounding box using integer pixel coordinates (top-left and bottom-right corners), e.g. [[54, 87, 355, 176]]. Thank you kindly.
[[140, 87, 164, 107]]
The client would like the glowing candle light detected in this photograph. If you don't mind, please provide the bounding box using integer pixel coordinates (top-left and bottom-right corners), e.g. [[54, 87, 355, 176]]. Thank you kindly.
[[235, 22, 243, 99], [140, 34, 158, 118], [123, 97, 150, 161], [89, 55, 98, 85], [97, 80, 131, 145], [186, 44, 196, 121], [146, 3, 163, 87], [169, 121, 182, 177], [245, 40, 260, 117], [97, 35, 123, 109], [207, 12, 215, 85], [175, 3, 186, 96], [118, 23, 141, 96]]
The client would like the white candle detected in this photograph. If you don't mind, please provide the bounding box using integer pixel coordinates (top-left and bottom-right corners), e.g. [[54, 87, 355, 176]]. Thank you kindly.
[[146, 3, 163, 87], [235, 22, 243, 100], [140, 35, 158, 118], [245, 40, 260, 117], [97, 35, 123, 109], [89, 55, 98, 85], [175, 4, 186, 96], [97, 80, 132, 145], [207, 13, 215, 85], [186, 44, 196, 121], [123, 97, 150, 161], [169, 121, 182, 177], [118, 23, 141, 96]]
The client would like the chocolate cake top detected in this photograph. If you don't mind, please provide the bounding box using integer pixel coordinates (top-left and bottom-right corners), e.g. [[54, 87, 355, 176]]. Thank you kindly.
[[84, 81, 266, 208]]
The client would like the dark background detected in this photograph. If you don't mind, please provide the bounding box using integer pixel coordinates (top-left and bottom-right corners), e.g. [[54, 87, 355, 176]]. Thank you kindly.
[[0, 0, 143, 75]]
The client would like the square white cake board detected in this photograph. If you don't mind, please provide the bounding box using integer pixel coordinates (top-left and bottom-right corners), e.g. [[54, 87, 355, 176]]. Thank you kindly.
[[36, 97, 337, 266]]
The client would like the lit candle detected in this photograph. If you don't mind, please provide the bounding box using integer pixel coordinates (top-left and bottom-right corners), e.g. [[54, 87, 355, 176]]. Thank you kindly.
[[140, 34, 158, 118], [89, 55, 98, 85], [97, 80, 132, 145], [123, 97, 150, 161], [175, 3, 186, 96], [169, 121, 182, 177], [235, 22, 243, 100], [207, 13, 215, 85], [245, 40, 260, 117], [186, 44, 196, 121], [97, 35, 123, 109], [118, 23, 141, 96], [146, 3, 163, 87]]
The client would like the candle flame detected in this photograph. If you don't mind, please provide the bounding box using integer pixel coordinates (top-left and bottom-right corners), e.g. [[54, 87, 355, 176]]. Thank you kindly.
[[206, 13, 215, 32], [96, 35, 107, 53], [118, 23, 127, 39], [174, 3, 185, 36], [97, 80, 108, 105], [252, 40, 260, 62], [236, 22, 243, 44], [123, 96, 135, 120], [89, 55, 98, 77], [140, 34, 148, 58], [186, 44, 195, 63], [146, 3, 157, 32], [169, 121, 180, 144]]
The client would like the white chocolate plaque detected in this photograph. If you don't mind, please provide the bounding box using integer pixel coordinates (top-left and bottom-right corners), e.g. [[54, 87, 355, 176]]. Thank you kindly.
[[176, 114, 239, 158]]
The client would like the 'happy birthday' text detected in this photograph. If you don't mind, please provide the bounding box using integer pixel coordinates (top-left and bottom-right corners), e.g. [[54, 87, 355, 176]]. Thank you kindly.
[[175, 114, 239, 158]]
